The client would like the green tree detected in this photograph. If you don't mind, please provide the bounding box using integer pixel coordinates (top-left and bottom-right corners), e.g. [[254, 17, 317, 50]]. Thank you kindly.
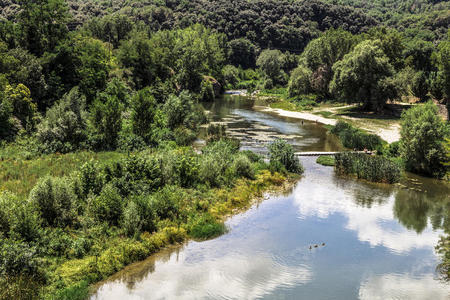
[[0, 45, 47, 106], [227, 38, 257, 69], [36, 87, 88, 153], [330, 39, 397, 111], [17, 0, 70, 56], [118, 31, 159, 90], [302, 29, 358, 96], [90, 95, 123, 150], [411, 71, 429, 101], [288, 66, 312, 97], [4, 84, 37, 130], [29, 176, 77, 227], [256, 49, 284, 84], [0, 90, 14, 141], [268, 139, 304, 174], [400, 102, 448, 178], [435, 31, 450, 100], [131, 87, 157, 143], [367, 27, 405, 70], [42, 35, 110, 106]]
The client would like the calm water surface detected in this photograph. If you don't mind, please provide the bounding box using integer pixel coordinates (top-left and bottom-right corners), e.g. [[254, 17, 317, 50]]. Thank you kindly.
[[91, 96, 450, 300]]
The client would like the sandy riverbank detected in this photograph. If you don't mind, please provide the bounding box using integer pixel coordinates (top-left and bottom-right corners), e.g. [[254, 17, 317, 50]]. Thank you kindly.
[[259, 106, 401, 143]]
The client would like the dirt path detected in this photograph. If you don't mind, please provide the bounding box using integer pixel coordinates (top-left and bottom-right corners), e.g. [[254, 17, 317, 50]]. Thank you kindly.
[[259, 106, 401, 143]]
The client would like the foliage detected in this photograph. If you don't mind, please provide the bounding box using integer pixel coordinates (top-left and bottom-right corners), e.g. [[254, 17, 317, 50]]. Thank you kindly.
[[17, 0, 70, 56], [330, 40, 397, 111], [400, 102, 448, 178], [256, 50, 285, 85], [301, 28, 358, 97], [0, 239, 40, 277], [335, 152, 401, 183], [29, 176, 77, 227], [36, 87, 88, 153], [89, 95, 123, 150], [316, 155, 335, 166], [130, 87, 157, 143], [268, 139, 304, 174], [227, 38, 257, 69], [89, 184, 122, 225], [189, 214, 226, 240], [288, 66, 312, 97], [331, 121, 384, 151]]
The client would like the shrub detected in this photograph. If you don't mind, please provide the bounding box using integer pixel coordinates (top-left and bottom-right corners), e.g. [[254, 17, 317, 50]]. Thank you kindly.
[[1, 193, 41, 242], [79, 161, 104, 198], [387, 141, 400, 157], [89, 95, 123, 150], [29, 176, 77, 227], [164, 91, 206, 130], [121, 195, 156, 237], [400, 102, 448, 178], [331, 121, 384, 151], [222, 65, 239, 87], [206, 124, 227, 142], [232, 154, 255, 179], [199, 140, 238, 186], [151, 185, 182, 221], [117, 131, 146, 152], [335, 152, 401, 183], [200, 79, 215, 101], [268, 139, 304, 174], [36, 87, 88, 153], [0, 95, 15, 141], [268, 159, 287, 175], [174, 126, 197, 146], [41, 228, 72, 257], [159, 148, 199, 187], [89, 184, 123, 225], [188, 214, 226, 240], [0, 239, 39, 277]]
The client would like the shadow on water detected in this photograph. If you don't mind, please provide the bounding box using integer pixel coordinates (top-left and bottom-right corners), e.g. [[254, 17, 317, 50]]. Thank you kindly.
[[91, 96, 450, 300]]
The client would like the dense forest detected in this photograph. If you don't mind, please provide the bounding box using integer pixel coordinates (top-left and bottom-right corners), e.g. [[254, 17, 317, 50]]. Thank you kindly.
[[0, 0, 449, 298]]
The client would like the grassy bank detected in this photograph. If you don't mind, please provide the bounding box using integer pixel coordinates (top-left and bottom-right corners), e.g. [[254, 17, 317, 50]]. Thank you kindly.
[[316, 156, 335, 166], [0, 140, 300, 299]]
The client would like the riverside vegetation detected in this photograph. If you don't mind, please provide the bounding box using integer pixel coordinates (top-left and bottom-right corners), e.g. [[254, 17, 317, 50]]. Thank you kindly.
[[0, 138, 303, 299], [0, 0, 449, 296]]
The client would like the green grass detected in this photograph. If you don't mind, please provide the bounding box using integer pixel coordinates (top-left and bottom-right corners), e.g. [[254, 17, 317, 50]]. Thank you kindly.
[[316, 155, 335, 166], [313, 111, 334, 118], [269, 99, 302, 111], [0, 149, 125, 198]]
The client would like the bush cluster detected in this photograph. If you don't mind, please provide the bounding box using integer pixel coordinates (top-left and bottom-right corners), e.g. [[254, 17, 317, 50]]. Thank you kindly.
[[268, 139, 304, 174], [331, 121, 384, 151], [335, 152, 401, 183], [0, 140, 282, 295]]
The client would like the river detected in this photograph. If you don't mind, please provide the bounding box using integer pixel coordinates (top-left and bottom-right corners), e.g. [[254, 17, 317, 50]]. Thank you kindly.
[[91, 96, 450, 300]]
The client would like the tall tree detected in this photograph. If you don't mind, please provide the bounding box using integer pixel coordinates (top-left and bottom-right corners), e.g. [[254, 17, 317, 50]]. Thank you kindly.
[[330, 39, 397, 111], [17, 0, 70, 56], [400, 102, 448, 178]]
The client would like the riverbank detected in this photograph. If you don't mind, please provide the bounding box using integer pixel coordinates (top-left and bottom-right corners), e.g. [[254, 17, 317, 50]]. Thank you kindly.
[[0, 140, 301, 299], [260, 103, 401, 143]]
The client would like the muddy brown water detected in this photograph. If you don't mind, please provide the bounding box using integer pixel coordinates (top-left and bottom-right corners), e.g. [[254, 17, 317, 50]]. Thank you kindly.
[[91, 96, 450, 300]]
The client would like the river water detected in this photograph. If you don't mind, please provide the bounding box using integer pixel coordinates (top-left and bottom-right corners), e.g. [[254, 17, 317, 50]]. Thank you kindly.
[[91, 96, 450, 299]]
